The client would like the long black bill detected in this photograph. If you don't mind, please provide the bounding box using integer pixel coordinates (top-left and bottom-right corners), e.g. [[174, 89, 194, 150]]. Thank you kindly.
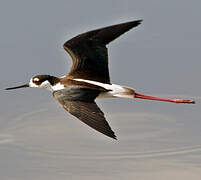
[[5, 84, 29, 90]]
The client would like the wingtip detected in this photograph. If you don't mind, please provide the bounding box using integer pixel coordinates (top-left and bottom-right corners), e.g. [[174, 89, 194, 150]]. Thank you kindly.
[[123, 19, 143, 26], [135, 19, 143, 26], [106, 130, 117, 140], [121, 19, 143, 30], [137, 19, 143, 23], [110, 133, 117, 140]]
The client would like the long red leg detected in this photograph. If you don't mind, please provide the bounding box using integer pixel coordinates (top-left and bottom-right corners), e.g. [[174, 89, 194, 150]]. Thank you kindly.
[[134, 93, 195, 104]]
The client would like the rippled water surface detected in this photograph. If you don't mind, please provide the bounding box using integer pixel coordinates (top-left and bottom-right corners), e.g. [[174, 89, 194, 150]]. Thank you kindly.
[[0, 99, 201, 180]]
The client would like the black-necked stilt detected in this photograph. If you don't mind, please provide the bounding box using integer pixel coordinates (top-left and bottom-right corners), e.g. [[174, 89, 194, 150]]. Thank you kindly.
[[5, 20, 195, 139]]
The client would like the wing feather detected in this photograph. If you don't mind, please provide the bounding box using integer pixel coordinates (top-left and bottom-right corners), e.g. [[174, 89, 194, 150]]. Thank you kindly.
[[62, 101, 116, 139], [63, 20, 142, 84], [53, 87, 116, 139]]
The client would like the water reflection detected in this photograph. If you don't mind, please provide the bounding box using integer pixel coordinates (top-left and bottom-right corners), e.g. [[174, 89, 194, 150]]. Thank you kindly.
[[0, 102, 201, 180]]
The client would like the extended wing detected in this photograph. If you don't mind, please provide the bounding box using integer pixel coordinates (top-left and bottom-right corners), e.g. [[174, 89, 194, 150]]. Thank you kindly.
[[53, 87, 116, 139], [63, 20, 142, 84]]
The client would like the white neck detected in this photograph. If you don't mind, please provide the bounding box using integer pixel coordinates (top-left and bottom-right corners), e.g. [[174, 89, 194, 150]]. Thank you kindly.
[[40, 81, 53, 91], [29, 80, 64, 92]]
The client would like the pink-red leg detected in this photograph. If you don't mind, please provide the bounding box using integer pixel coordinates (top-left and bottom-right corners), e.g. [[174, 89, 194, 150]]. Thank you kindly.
[[134, 93, 195, 104]]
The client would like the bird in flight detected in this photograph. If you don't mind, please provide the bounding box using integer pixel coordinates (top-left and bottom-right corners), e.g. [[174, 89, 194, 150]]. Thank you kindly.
[[5, 20, 195, 139]]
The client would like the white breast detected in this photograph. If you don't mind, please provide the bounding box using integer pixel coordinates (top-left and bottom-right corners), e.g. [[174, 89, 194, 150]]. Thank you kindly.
[[52, 83, 65, 91]]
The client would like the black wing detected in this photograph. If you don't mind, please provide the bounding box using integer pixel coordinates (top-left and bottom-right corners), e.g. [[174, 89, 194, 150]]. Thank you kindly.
[[53, 87, 116, 139], [63, 20, 142, 84]]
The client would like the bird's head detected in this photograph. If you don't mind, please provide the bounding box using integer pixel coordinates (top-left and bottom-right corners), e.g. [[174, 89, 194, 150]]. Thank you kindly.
[[5, 75, 60, 91]]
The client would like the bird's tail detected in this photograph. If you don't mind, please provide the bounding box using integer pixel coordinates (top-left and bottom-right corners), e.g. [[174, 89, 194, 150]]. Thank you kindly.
[[114, 86, 135, 98]]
